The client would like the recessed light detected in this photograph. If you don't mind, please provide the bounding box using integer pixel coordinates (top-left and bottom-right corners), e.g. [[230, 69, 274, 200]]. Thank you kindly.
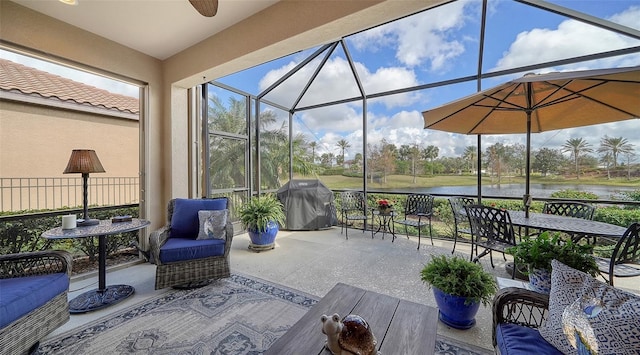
[[59, 0, 78, 5]]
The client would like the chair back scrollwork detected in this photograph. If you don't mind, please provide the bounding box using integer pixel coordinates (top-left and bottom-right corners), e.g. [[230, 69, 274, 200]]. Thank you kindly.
[[542, 201, 595, 220]]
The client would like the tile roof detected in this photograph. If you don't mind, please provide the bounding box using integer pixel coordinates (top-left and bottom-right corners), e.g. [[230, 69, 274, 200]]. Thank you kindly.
[[0, 58, 139, 115]]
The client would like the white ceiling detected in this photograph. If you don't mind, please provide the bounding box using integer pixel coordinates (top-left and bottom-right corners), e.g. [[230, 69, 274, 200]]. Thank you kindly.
[[11, 0, 280, 60]]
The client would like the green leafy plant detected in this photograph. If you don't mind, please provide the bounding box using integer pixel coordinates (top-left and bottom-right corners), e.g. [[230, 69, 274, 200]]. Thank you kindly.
[[420, 255, 497, 306], [238, 194, 285, 232], [506, 231, 598, 276], [550, 189, 598, 200]]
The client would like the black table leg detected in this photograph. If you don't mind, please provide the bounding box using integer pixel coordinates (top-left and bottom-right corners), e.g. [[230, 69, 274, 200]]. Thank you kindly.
[[68, 234, 135, 313]]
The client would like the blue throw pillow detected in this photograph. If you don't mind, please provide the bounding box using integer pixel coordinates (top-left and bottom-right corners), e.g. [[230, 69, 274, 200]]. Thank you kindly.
[[170, 198, 227, 239]]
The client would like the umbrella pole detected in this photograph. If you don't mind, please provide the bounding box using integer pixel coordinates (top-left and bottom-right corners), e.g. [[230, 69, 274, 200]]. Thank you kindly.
[[477, 135, 482, 205], [524, 111, 532, 218]]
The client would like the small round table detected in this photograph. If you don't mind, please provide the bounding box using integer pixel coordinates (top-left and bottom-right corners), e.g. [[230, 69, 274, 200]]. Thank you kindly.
[[42, 218, 150, 313], [372, 209, 395, 239]]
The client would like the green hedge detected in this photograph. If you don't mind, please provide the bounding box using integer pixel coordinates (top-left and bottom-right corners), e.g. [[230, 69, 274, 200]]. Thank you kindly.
[[0, 206, 139, 260]]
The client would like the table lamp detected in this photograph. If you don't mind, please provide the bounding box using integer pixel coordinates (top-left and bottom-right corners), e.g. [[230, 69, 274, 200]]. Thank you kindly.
[[63, 149, 105, 226]]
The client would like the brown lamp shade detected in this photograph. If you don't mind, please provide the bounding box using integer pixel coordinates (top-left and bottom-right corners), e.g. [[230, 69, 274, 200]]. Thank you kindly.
[[63, 149, 106, 174]]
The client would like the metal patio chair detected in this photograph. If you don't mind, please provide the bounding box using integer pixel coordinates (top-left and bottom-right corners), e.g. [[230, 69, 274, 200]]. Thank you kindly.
[[395, 194, 434, 250], [466, 205, 518, 278], [542, 201, 596, 242], [542, 201, 595, 220], [449, 196, 475, 255], [339, 191, 368, 239], [595, 222, 640, 286]]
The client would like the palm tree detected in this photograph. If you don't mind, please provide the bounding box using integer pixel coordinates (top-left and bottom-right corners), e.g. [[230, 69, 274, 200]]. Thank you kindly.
[[336, 139, 351, 166], [598, 136, 634, 170], [462, 145, 477, 173], [422, 145, 439, 175], [409, 143, 421, 184], [309, 141, 317, 164], [562, 138, 593, 179], [207, 95, 249, 190]]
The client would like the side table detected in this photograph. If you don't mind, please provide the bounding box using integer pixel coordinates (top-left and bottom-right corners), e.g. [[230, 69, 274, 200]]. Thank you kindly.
[[42, 218, 150, 313], [372, 209, 395, 239]]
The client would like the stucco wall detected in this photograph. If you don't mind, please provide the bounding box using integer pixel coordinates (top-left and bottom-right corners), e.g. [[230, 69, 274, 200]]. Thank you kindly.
[[0, 100, 138, 178]]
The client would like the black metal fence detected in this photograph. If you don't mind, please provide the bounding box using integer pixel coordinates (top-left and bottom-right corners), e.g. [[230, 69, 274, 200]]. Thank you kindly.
[[1, 177, 139, 212]]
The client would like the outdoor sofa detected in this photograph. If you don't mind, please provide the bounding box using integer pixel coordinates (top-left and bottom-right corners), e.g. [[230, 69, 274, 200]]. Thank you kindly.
[[493, 260, 640, 354], [0, 250, 72, 354]]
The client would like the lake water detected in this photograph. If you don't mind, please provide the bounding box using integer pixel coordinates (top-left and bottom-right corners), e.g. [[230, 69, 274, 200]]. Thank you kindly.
[[385, 183, 638, 199]]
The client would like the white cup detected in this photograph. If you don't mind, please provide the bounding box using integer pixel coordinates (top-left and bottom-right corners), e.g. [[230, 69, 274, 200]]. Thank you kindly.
[[62, 215, 77, 230]]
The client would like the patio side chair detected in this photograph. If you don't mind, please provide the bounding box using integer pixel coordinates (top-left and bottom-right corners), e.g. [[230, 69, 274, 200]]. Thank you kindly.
[[395, 193, 434, 250], [542, 201, 596, 242], [339, 191, 368, 240], [594, 222, 640, 286], [466, 205, 518, 278], [448, 196, 475, 255], [542, 201, 595, 220]]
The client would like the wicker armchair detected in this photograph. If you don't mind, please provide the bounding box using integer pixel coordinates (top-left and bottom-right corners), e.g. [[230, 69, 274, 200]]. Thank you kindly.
[[149, 198, 233, 289], [0, 250, 72, 355], [492, 287, 553, 353]]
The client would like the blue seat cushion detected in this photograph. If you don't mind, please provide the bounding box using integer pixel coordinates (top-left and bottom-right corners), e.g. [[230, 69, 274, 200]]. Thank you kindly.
[[496, 323, 563, 355], [170, 198, 228, 239], [0, 273, 69, 329], [159, 238, 226, 263]]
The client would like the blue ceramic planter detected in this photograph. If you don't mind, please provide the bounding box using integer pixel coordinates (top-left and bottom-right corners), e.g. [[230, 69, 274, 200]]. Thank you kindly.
[[248, 221, 279, 245], [528, 267, 551, 294], [433, 287, 481, 330]]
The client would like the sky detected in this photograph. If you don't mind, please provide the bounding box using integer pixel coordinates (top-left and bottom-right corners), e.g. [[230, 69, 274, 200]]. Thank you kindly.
[[215, 0, 640, 162], [2, 0, 639, 164]]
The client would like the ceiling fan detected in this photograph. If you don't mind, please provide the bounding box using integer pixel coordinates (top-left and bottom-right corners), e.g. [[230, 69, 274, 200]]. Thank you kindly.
[[189, 0, 218, 17]]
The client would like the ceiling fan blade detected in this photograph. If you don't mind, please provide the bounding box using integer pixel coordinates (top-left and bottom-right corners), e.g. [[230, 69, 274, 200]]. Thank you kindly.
[[189, 0, 218, 17]]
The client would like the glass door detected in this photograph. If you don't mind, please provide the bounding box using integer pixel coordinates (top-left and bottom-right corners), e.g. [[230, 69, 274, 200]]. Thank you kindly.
[[203, 84, 250, 215]]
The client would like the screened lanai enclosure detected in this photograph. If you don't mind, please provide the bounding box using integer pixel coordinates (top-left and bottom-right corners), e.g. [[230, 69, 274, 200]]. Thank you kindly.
[[201, 0, 640, 209]]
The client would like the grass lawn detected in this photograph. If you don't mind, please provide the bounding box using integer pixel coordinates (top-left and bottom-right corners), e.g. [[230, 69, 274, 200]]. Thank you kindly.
[[312, 174, 640, 190]]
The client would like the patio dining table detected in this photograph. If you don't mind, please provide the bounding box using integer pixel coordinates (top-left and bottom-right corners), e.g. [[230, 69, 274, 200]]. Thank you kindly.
[[508, 210, 627, 242]]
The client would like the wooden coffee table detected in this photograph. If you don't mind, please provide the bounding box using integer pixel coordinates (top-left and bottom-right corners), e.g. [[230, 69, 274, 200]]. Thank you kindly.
[[266, 283, 438, 355]]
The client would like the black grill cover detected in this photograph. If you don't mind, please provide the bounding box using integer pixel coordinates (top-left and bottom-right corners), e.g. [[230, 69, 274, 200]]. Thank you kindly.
[[276, 179, 337, 230]]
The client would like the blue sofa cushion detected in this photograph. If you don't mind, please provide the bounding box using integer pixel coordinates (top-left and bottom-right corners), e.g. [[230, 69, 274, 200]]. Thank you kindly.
[[159, 237, 226, 263], [496, 323, 562, 355], [170, 198, 228, 239], [0, 273, 69, 329]]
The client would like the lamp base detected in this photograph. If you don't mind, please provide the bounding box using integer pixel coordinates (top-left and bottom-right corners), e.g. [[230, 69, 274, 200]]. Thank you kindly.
[[77, 218, 100, 227]]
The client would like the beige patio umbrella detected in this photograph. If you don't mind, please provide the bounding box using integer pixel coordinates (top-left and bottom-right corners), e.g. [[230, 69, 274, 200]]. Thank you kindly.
[[422, 66, 640, 217]]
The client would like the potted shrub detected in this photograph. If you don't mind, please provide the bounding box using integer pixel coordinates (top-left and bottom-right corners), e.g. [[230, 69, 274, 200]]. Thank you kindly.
[[420, 255, 497, 329], [506, 231, 598, 294], [238, 194, 286, 252]]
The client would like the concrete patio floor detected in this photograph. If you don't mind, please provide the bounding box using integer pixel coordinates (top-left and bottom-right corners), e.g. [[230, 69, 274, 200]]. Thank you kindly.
[[47, 226, 640, 352]]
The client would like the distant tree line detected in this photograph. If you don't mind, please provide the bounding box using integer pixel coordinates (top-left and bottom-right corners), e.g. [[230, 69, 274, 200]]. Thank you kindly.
[[207, 96, 637, 189]]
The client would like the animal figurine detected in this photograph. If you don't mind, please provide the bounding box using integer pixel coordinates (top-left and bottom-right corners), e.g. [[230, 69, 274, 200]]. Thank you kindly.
[[321, 313, 378, 355]]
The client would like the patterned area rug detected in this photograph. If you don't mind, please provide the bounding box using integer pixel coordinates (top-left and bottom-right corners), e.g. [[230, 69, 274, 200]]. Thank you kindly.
[[38, 274, 491, 354]]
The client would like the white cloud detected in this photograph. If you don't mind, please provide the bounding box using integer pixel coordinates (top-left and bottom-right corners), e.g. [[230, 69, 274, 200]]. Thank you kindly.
[[348, 1, 468, 71], [493, 6, 640, 71]]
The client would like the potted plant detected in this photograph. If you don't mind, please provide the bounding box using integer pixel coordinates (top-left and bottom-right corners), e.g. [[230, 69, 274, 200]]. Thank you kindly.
[[376, 199, 394, 215], [420, 255, 497, 329], [506, 231, 598, 294], [238, 194, 286, 252]]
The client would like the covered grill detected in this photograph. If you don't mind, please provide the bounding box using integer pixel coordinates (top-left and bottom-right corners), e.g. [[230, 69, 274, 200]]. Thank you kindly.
[[276, 179, 337, 230]]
